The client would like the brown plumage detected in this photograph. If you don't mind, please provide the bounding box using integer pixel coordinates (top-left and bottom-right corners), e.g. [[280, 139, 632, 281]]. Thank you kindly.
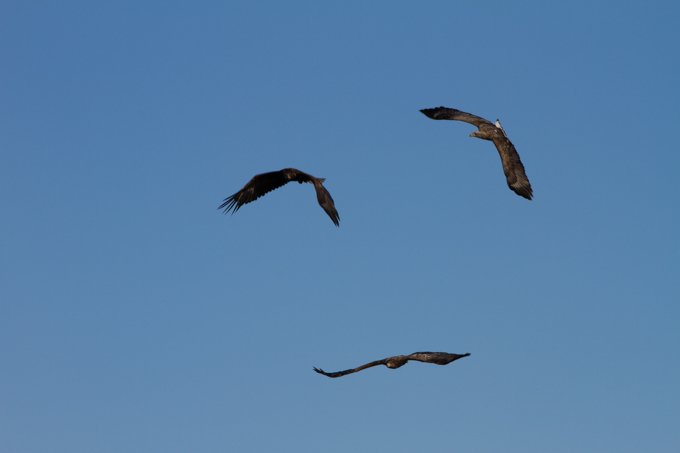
[[218, 168, 340, 226], [420, 106, 533, 200], [313, 351, 470, 378]]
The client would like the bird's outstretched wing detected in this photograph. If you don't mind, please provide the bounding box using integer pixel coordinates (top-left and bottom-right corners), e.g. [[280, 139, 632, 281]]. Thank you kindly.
[[313, 359, 387, 378], [219, 168, 340, 225], [218, 169, 294, 213], [420, 107, 491, 128], [492, 135, 533, 200], [406, 351, 471, 365], [420, 106, 533, 200], [312, 181, 340, 226]]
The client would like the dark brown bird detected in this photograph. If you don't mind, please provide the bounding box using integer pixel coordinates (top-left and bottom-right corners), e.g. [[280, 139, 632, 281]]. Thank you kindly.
[[313, 351, 470, 378], [420, 106, 533, 200], [218, 168, 340, 226]]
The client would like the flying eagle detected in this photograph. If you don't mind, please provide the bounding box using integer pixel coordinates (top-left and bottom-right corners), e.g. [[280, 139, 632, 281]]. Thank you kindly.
[[218, 168, 340, 226], [313, 351, 470, 378], [420, 106, 533, 200]]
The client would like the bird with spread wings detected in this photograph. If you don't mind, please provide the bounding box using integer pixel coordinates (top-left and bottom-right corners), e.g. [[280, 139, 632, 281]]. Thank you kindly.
[[420, 106, 533, 200], [218, 168, 340, 226], [314, 351, 470, 378]]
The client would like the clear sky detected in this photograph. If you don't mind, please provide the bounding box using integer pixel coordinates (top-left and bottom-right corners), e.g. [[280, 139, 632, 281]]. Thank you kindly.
[[1, 1, 679, 452]]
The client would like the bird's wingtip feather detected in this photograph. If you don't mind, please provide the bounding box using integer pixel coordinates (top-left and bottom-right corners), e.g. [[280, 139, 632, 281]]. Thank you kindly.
[[420, 107, 437, 118], [217, 195, 241, 213], [420, 106, 453, 120]]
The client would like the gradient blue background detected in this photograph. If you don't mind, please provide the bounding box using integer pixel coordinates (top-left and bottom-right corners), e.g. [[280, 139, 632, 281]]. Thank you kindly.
[[2, 1, 679, 452]]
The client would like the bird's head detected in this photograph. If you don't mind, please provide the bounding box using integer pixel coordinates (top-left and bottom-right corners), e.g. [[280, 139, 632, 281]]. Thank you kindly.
[[386, 357, 407, 369]]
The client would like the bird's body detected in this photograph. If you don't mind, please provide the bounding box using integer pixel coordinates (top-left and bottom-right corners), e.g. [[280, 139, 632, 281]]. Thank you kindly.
[[313, 351, 470, 378], [420, 106, 533, 200], [219, 168, 340, 226]]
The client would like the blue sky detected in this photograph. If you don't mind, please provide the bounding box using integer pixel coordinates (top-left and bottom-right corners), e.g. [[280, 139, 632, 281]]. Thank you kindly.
[[1, 1, 679, 452]]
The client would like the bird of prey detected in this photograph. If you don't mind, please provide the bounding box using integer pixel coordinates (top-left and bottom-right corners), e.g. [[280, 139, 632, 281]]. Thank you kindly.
[[313, 351, 470, 378], [420, 106, 533, 200], [219, 168, 340, 226]]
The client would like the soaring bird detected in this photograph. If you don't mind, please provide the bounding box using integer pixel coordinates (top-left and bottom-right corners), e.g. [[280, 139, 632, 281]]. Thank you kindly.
[[420, 106, 533, 200], [218, 168, 340, 226], [313, 351, 470, 378]]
